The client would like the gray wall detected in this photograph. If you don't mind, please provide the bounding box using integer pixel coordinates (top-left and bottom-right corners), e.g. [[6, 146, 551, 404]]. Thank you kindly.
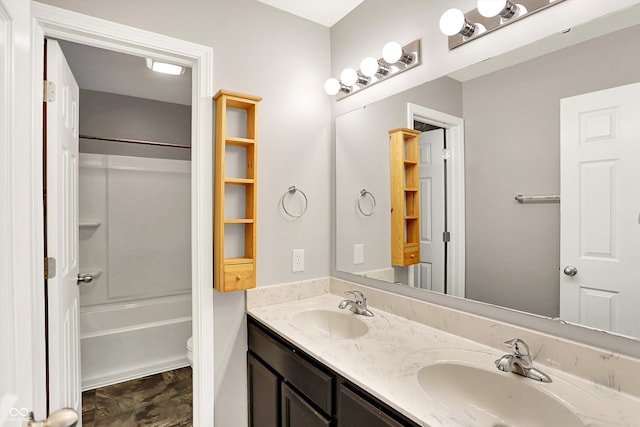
[[79, 89, 192, 160], [463, 24, 640, 317], [39, 1, 331, 425]]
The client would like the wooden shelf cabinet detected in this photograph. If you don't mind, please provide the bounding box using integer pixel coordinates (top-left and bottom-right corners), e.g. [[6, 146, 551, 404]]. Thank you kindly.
[[213, 90, 262, 292], [389, 128, 421, 267]]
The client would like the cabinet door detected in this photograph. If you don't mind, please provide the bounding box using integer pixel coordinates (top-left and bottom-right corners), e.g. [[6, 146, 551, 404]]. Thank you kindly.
[[248, 354, 280, 427], [281, 383, 331, 427], [337, 383, 410, 427]]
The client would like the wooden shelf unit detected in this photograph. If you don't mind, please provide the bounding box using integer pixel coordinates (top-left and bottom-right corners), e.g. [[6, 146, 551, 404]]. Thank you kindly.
[[389, 128, 421, 267], [214, 89, 262, 292]]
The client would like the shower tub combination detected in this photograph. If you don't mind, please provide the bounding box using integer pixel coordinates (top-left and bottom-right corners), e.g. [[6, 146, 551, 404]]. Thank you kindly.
[[78, 153, 192, 390]]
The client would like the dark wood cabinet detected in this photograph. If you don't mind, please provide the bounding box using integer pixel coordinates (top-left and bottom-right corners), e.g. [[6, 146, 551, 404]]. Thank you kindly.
[[337, 382, 407, 427], [281, 383, 331, 427], [248, 353, 279, 427], [248, 316, 420, 427]]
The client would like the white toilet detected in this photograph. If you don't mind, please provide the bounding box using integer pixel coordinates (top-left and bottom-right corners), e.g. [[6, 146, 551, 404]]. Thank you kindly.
[[186, 336, 194, 367]]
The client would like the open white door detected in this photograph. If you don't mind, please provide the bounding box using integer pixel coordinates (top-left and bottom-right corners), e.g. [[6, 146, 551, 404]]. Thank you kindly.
[[418, 129, 446, 292], [560, 82, 640, 338], [46, 39, 82, 421]]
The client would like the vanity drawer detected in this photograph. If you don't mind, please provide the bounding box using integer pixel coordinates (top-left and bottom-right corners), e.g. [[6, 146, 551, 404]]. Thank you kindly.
[[336, 381, 420, 427], [223, 262, 255, 291], [403, 245, 419, 265], [248, 320, 333, 415]]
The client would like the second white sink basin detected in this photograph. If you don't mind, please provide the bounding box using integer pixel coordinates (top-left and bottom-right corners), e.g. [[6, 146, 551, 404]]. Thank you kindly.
[[293, 309, 369, 339], [417, 362, 584, 427]]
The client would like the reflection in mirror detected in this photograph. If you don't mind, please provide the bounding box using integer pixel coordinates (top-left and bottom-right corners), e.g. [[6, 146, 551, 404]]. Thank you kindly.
[[336, 7, 640, 341]]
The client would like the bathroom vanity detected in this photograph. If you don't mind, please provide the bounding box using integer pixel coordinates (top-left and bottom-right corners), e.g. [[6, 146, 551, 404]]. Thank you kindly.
[[248, 316, 420, 427], [246, 279, 640, 427]]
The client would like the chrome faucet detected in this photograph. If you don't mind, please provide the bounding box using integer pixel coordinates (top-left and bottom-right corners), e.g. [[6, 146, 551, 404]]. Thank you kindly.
[[338, 290, 374, 317], [495, 338, 552, 382]]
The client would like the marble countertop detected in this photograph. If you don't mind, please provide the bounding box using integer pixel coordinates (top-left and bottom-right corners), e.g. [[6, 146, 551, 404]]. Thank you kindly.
[[247, 292, 640, 427]]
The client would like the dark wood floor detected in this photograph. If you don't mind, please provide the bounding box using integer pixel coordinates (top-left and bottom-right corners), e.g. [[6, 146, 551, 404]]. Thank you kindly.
[[82, 367, 192, 426]]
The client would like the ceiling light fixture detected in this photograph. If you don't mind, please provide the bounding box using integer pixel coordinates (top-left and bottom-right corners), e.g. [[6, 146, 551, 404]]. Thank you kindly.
[[441, 0, 566, 50], [324, 39, 421, 100], [145, 58, 185, 75]]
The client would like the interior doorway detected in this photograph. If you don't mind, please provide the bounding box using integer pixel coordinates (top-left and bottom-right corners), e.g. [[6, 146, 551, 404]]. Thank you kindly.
[[45, 36, 194, 423], [407, 103, 466, 298], [32, 4, 215, 425]]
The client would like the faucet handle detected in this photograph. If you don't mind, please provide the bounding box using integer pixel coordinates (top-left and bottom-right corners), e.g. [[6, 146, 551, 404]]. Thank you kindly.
[[503, 338, 530, 356], [344, 290, 365, 304]]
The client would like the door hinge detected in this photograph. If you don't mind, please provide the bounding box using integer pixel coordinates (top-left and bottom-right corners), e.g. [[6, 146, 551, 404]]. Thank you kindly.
[[43, 80, 55, 102], [44, 257, 56, 279], [442, 231, 451, 242], [442, 149, 451, 160]]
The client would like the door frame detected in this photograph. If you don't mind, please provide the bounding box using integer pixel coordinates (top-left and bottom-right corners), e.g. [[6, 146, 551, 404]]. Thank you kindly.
[[1, 0, 49, 421], [407, 103, 465, 298], [31, 3, 214, 425]]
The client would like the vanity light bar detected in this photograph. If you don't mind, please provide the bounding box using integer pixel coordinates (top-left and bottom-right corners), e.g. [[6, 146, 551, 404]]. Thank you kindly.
[[442, 0, 567, 50], [326, 39, 421, 101]]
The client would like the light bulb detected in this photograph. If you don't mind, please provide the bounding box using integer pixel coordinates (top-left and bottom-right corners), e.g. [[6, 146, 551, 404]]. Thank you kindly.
[[477, 0, 507, 18], [439, 8, 465, 36], [360, 57, 380, 77], [382, 41, 403, 64], [324, 78, 340, 95], [340, 68, 358, 86]]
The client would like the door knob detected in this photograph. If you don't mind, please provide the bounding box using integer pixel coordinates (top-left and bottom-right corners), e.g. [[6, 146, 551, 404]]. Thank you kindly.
[[76, 273, 94, 284], [26, 408, 78, 427], [563, 265, 578, 277]]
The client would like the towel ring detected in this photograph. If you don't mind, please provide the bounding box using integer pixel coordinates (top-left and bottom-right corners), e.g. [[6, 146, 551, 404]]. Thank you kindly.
[[281, 186, 308, 218], [357, 189, 376, 217]]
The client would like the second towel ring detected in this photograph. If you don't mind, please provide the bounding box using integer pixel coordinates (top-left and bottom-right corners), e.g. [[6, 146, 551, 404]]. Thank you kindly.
[[281, 186, 308, 218], [357, 189, 376, 216]]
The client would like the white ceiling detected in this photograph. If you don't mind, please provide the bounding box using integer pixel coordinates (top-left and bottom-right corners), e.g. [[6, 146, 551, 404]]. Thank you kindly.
[[56, 1, 362, 104], [255, 0, 364, 27], [58, 40, 192, 106]]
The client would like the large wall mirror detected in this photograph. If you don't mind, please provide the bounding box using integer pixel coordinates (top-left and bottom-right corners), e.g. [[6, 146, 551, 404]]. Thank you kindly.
[[336, 5, 640, 343]]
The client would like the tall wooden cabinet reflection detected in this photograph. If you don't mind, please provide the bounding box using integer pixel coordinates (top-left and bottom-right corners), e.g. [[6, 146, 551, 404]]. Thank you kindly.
[[389, 128, 421, 266], [213, 90, 262, 292]]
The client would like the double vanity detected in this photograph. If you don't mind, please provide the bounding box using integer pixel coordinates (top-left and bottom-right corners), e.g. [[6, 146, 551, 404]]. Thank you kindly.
[[246, 278, 640, 427]]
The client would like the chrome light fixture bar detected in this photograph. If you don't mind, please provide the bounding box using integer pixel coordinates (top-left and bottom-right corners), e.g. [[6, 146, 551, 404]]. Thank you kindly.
[[325, 39, 421, 101], [442, 0, 567, 50]]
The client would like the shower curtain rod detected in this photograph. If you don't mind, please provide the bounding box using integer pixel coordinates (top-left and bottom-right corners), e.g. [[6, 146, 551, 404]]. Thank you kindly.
[[79, 134, 191, 149]]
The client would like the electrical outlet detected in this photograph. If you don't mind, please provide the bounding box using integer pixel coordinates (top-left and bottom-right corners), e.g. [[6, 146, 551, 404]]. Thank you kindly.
[[292, 249, 304, 272], [354, 244, 364, 265]]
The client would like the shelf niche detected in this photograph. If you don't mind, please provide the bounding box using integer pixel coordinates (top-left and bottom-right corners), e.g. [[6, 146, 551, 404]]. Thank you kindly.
[[214, 89, 262, 292], [389, 128, 421, 267]]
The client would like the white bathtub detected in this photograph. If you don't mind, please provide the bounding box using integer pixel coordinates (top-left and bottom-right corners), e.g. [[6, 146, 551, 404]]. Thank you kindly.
[[80, 293, 191, 391]]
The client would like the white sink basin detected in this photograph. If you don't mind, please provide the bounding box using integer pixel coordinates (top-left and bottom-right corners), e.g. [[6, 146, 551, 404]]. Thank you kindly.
[[292, 309, 369, 339], [417, 362, 584, 427]]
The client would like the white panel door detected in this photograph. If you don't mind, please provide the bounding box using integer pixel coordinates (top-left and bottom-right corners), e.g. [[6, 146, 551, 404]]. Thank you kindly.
[[46, 39, 82, 420], [418, 129, 445, 292], [560, 82, 640, 338]]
